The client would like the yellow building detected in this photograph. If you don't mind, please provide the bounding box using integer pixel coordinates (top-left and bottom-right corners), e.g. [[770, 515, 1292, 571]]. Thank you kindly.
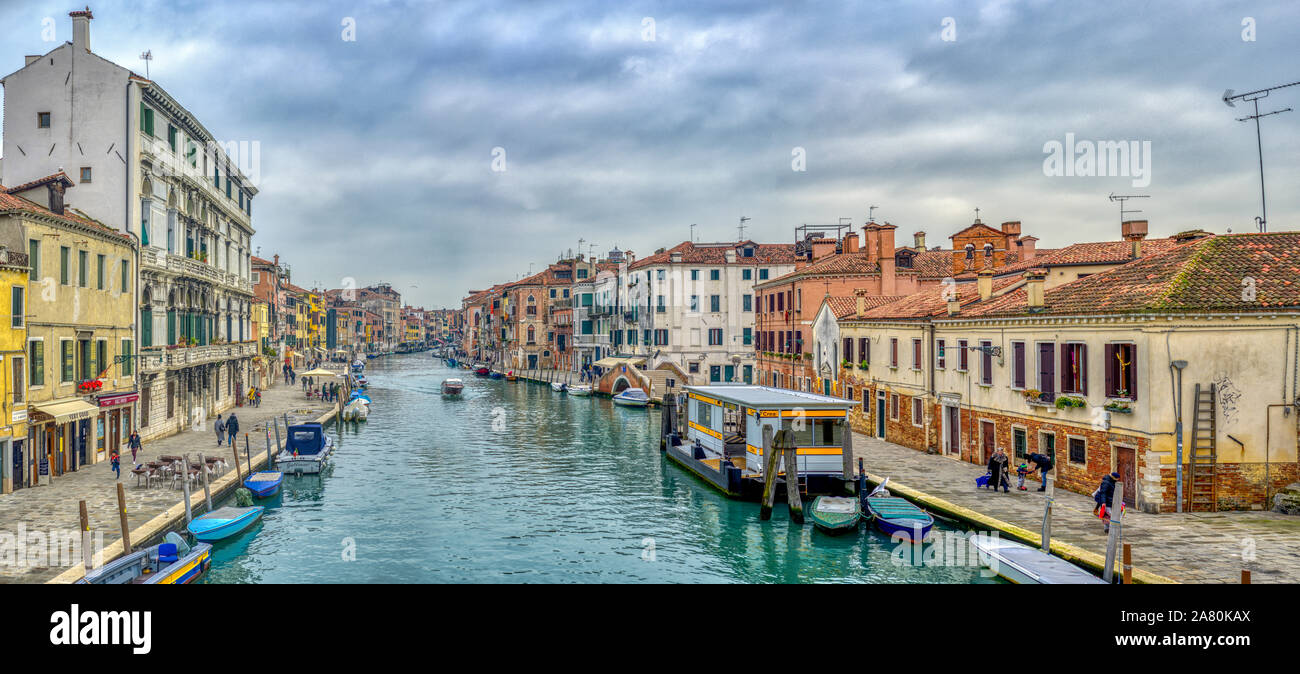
[[3, 176, 137, 484], [1, 245, 30, 494]]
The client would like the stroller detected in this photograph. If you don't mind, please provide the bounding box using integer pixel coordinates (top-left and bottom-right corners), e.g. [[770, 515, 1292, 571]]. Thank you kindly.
[[975, 471, 1011, 491]]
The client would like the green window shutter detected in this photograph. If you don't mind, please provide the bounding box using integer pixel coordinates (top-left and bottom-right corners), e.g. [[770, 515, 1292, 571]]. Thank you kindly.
[[29, 341, 43, 387], [62, 341, 74, 382], [96, 254, 104, 289], [168, 125, 177, 151], [167, 310, 175, 344], [96, 341, 106, 378], [60, 247, 69, 284], [141, 309, 152, 347], [28, 240, 38, 280], [122, 340, 133, 376]]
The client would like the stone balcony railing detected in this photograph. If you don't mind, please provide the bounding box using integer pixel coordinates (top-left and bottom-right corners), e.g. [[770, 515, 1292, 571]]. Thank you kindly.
[[141, 249, 253, 294], [140, 341, 259, 372]]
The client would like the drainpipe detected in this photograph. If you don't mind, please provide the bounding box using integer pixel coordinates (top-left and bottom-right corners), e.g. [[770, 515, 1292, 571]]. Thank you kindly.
[[1170, 359, 1188, 513]]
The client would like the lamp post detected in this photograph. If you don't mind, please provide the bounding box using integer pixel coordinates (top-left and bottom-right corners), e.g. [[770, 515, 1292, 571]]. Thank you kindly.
[[1170, 359, 1188, 513]]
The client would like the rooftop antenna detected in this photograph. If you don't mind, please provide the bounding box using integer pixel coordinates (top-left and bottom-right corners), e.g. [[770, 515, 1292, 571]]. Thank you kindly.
[[738, 216, 751, 241], [1224, 80, 1299, 232], [868, 205, 879, 223], [1108, 193, 1150, 227], [690, 223, 697, 242], [578, 238, 585, 260], [139, 50, 153, 79]]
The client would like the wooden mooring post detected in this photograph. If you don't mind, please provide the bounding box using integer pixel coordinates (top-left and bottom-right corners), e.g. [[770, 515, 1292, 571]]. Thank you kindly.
[[781, 430, 804, 524], [1122, 543, 1132, 585], [196, 453, 213, 511], [760, 426, 778, 520], [116, 482, 132, 554], [660, 394, 675, 450], [1103, 482, 1125, 583], [244, 434, 252, 476], [231, 443, 243, 482], [181, 454, 193, 524], [1241, 569, 1251, 584], [78, 500, 93, 572], [841, 423, 855, 494]]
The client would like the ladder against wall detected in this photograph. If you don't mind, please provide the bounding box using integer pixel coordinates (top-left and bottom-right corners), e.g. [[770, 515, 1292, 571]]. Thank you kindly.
[[1188, 383, 1217, 512]]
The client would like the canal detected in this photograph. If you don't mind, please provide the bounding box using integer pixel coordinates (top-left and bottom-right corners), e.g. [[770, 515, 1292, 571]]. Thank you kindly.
[[203, 355, 1001, 583]]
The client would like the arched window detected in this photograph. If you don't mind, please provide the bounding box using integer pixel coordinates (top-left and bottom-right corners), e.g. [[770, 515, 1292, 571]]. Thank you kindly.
[[964, 244, 975, 261], [983, 243, 994, 258], [527, 326, 535, 344]]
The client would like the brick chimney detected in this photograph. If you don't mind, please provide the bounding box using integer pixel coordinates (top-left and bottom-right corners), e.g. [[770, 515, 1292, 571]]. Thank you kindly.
[[977, 269, 993, 301], [843, 231, 859, 254], [914, 231, 926, 250], [47, 180, 67, 215], [854, 289, 867, 318], [863, 223, 880, 264], [947, 298, 960, 316], [1122, 219, 1148, 259], [1024, 269, 1046, 309], [1017, 235, 1038, 261], [1000, 221, 1021, 251], [877, 223, 897, 296], [70, 8, 93, 53]]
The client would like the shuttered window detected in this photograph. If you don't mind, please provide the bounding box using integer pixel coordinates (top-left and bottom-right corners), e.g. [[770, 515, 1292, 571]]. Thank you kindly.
[[1061, 343, 1087, 394], [1105, 343, 1137, 400], [980, 340, 993, 385], [859, 338, 869, 366], [912, 339, 922, 370], [843, 338, 853, 363], [29, 340, 44, 387], [1012, 341, 1026, 389]]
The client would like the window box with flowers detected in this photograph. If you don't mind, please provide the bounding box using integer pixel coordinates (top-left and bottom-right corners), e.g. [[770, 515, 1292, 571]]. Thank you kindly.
[[1023, 389, 1057, 410], [1103, 399, 1134, 414], [858, 360, 869, 370], [1054, 395, 1088, 410], [76, 380, 104, 394]]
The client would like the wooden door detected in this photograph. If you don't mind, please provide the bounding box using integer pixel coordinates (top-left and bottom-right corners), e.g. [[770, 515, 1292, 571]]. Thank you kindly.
[[876, 395, 886, 438], [981, 421, 995, 464], [1116, 446, 1136, 507], [947, 406, 960, 454]]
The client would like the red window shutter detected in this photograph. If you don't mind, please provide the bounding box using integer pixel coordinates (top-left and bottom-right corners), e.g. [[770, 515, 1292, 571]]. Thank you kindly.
[[1130, 345, 1137, 401], [1104, 344, 1116, 397], [1080, 344, 1088, 395]]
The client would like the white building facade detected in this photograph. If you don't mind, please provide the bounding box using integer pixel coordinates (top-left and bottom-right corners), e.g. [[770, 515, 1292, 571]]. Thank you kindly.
[[2, 9, 258, 440]]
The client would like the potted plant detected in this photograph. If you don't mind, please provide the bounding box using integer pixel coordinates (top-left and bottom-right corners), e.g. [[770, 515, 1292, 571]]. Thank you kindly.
[[858, 360, 868, 369], [1054, 395, 1088, 410], [841, 358, 852, 369], [1104, 399, 1133, 413]]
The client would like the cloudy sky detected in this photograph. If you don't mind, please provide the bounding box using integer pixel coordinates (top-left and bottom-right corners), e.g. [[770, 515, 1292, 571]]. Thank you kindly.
[[2, 0, 1297, 308]]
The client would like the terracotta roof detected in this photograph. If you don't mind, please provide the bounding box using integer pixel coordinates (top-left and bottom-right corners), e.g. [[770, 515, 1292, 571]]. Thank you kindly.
[[956, 232, 1300, 318], [959, 239, 1178, 279], [628, 241, 797, 270], [0, 184, 128, 240], [853, 276, 1024, 321], [910, 250, 954, 279], [824, 294, 909, 319], [3, 171, 74, 195]]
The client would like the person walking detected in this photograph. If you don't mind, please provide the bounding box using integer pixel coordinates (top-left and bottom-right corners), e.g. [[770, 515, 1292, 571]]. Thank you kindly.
[[1094, 471, 1121, 533], [214, 414, 226, 446], [987, 448, 1010, 493], [254, 388, 262, 407], [128, 430, 142, 464], [1026, 451, 1054, 491], [226, 412, 240, 446], [110, 450, 121, 480]]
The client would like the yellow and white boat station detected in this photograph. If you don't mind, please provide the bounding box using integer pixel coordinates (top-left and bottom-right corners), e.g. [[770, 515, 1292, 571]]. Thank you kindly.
[[668, 385, 857, 499]]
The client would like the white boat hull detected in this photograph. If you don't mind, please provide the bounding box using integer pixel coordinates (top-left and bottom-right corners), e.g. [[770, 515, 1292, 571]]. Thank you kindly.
[[970, 534, 1106, 584]]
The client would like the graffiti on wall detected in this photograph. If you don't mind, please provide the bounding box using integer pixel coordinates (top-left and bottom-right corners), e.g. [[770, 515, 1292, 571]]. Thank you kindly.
[[1213, 375, 1242, 427]]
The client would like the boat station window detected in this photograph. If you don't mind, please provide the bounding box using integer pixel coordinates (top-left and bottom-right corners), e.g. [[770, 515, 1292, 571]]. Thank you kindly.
[[695, 400, 715, 427], [813, 418, 843, 447]]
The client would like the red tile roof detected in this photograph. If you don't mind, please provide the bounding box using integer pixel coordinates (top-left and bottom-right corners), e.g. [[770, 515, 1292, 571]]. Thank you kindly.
[[0, 184, 128, 240], [3, 171, 74, 195], [853, 276, 1025, 321], [825, 294, 908, 319], [957, 238, 1178, 279], [628, 241, 797, 270], [956, 232, 1300, 318]]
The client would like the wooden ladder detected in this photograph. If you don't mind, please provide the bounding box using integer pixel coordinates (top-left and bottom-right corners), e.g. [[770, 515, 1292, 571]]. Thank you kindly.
[[1188, 383, 1217, 512]]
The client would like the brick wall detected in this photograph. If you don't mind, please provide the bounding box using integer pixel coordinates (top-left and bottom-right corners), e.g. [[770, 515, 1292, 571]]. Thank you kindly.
[[1160, 462, 1300, 512]]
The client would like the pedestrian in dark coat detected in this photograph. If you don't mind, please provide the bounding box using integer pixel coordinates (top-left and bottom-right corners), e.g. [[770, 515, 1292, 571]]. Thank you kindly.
[[1026, 451, 1054, 491], [214, 414, 226, 446], [1094, 471, 1121, 532], [128, 431, 142, 463], [226, 413, 240, 445], [987, 448, 1010, 493]]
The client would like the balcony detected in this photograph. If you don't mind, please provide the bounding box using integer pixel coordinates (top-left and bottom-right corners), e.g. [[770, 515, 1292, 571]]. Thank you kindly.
[[141, 341, 259, 372], [141, 249, 253, 294]]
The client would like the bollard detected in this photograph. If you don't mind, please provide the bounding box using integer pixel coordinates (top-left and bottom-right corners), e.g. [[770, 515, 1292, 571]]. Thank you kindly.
[[1242, 569, 1251, 584], [79, 500, 93, 572], [1122, 543, 1132, 585], [232, 444, 243, 482], [780, 431, 804, 524], [116, 483, 132, 554]]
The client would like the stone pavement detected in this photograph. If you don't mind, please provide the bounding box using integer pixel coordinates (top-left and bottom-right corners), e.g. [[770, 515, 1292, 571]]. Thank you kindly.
[[850, 432, 1300, 583], [0, 382, 337, 584]]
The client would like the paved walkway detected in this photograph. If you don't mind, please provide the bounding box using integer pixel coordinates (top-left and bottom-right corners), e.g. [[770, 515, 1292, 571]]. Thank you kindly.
[[850, 432, 1300, 583], [0, 382, 337, 583]]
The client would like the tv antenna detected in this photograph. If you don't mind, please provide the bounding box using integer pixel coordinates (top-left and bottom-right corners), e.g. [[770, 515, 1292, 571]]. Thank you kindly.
[[1108, 193, 1150, 227], [1224, 80, 1299, 232], [690, 223, 697, 242], [139, 50, 153, 79], [738, 216, 751, 241], [868, 205, 879, 223]]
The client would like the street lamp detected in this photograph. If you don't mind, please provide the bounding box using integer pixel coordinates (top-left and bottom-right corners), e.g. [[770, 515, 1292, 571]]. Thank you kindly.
[[1170, 359, 1188, 512]]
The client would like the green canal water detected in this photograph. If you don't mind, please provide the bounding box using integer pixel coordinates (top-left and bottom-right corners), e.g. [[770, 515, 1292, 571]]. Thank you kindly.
[[202, 355, 1002, 583]]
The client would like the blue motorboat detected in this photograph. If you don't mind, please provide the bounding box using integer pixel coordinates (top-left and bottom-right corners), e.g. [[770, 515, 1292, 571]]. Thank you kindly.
[[613, 388, 650, 407], [277, 422, 334, 475], [864, 479, 933, 542], [243, 471, 284, 498], [186, 506, 264, 542], [78, 533, 211, 585]]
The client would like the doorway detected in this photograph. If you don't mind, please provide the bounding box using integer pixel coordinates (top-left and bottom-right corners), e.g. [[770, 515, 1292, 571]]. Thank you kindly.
[[1116, 446, 1137, 507], [946, 405, 960, 454], [876, 393, 886, 439], [980, 420, 995, 464]]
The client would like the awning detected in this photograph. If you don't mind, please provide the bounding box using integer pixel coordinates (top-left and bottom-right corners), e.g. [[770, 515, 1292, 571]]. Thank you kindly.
[[30, 399, 100, 424]]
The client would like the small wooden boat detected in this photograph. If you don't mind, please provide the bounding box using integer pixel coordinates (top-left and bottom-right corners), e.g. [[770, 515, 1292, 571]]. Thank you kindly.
[[613, 388, 649, 407], [474, 367, 490, 377], [613, 387, 648, 406], [970, 534, 1107, 584], [864, 480, 933, 542], [505, 371, 518, 382], [186, 506, 264, 542], [489, 371, 504, 380], [809, 496, 861, 535], [569, 384, 593, 396], [78, 534, 211, 585], [243, 471, 284, 498], [441, 378, 465, 396], [550, 381, 567, 393]]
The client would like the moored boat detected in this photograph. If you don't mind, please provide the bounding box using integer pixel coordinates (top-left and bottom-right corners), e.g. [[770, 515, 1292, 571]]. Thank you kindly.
[[969, 534, 1107, 584], [489, 370, 504, 380], [78, 533, 211, 585], [568, 384, 592, 396], [342, 398, 370, 421], [809, 496, 861, 535], [550, 381, 567, 393], [441, 378, 465, 396], [612, 387, 649, 407], [243, 471, 284, 498], [864, 481, 934, 542], [277, 422, 334, 475], [474, 367, 490, 377], [186, 506, 264, 542], [505, 371, 518, 381]]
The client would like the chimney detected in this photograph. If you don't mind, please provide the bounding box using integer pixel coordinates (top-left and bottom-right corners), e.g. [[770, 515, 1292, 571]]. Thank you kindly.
[[977, 269, 993, 301], [1017, 235, 1038, 260], [25, 55, 40, 66], [1024, 269, 1046, 309], [877, 223, 897, 296], [70, 8, 93, 52], [47, 180, 67, 215], [913, 231, 926, 250], [724, 249, 736, 263], [669, 251, 682, 263], [1000, 221, 1021, 251], [843, 231, 859, 254], [1122, 219, 1149, 258], [947, 298, 960, 315], [854, 289, 867, 318], [863, 223, 880, 264]]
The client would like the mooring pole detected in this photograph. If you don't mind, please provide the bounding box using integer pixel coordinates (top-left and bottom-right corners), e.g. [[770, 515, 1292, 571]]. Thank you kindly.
[[244, 434, 251, 474], [274, 418, 283, 459], [1103, 482, 1125, 583], [79, 500, 93, 572], [231, 443, 243, 483], [760, 425, 779, 520], [196, 453, 213, 512], [780, 430, 804, 524], [116, 482, 132, 554], [1122, 543, 1133, 585], [841, 423, 855, 494], [181, 454, 194, 523], [1041, 476, 1054, 552]]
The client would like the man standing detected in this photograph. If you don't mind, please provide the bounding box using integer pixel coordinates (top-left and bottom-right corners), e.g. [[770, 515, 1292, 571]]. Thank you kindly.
[[128, 430, 142, 464], [214, 414, 226, 446], [226, 413, 240, 446]]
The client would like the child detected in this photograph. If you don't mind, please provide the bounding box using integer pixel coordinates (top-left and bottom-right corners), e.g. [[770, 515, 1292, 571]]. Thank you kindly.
[[1015, 463, 1030, 491], [110, 451, 121, 480]]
